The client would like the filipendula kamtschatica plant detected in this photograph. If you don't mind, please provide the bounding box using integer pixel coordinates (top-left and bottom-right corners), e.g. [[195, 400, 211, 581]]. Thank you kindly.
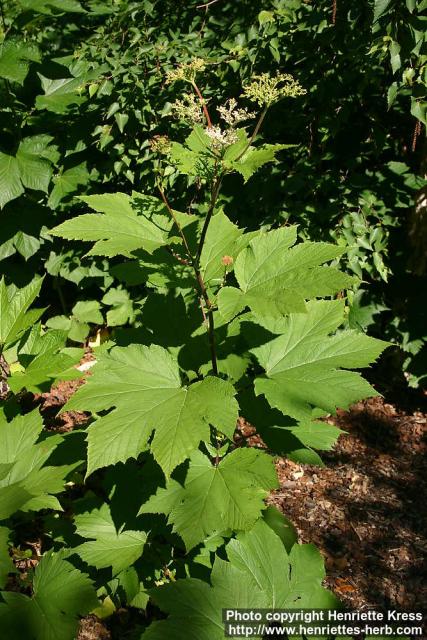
[[0, 63, 389, 639]]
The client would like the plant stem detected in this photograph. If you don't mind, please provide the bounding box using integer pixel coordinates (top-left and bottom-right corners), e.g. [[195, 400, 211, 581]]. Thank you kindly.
[[195, 268, 218, 375], [195, 174, 222, 264], [192, 81, 212, 128], [159, 172, 221, 375], [54, 277, 67, 314], [158, 186, 193, 261], [192, 171, 223, 376], [235, 106, 268, 162]]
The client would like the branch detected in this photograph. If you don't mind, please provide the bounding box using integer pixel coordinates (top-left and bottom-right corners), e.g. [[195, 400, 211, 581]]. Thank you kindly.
[[159, 170, 222, 376], [195, 174, 222, 264], [192, 170, 223, 376], [195, 270, 218, 375], [235, 106, 268, 162], [196, 0, 222, 8], [192, 81, 212, 128]]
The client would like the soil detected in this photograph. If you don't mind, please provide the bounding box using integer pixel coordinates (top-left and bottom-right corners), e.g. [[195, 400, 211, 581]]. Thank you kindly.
[[269, 396, 427, 611], [7, 368, 427, 637]]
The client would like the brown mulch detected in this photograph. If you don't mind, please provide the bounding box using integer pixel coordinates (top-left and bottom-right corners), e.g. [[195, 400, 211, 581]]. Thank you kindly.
[[270, 396, 427, 610], [78, 616, 111, 640], [38, 377, 89, 432]]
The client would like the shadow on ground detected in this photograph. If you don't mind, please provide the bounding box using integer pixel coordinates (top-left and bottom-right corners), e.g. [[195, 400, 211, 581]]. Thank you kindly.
[[270, 396, 427, 609]]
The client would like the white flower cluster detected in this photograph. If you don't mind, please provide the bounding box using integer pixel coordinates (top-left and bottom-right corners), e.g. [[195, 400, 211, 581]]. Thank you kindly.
[[205, 125, 238, 150], [171, 93, 203, 123], [242, 72, 306, 106], [217, 98, 255, 126], [166, 58, 206, 84]]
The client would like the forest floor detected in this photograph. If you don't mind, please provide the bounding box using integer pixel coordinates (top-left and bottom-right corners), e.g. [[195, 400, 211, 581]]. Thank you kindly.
[[13, 370, 427, 638], [270, 395, 427, 611]]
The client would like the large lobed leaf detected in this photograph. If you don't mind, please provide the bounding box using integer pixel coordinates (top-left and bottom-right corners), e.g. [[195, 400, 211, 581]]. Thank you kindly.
[[140, 448, 278, 550], [0, 277, 43, 348], [73, 504, 147, 575], [252, 299, 388, 421], [64, 344, 238, 477], [229, 143, 290, 182], [50, 192, 177, 258], [142, 520, 339, 639], [0, 39, 40, 85], [35, 66, 106, 113], [0, 550, 97, 640], [0, 409, 78, 520], [0, 136, 55, 208], [217, 226, 357, 320]]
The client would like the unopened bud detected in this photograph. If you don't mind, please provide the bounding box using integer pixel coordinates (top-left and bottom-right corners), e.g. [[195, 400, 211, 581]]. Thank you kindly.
[[221, 255, 234, 266]]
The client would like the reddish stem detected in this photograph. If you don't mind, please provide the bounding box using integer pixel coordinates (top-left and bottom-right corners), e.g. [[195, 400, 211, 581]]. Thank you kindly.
[[192, 81, 212, 128]]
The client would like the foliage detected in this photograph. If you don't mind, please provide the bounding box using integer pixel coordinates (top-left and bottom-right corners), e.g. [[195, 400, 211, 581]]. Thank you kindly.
[[0, 0, 423, 384], [371, 0, 426, 126], [0, 0, 423, 637], [0, 550, 98, 640], [143, 520, 338, 639]]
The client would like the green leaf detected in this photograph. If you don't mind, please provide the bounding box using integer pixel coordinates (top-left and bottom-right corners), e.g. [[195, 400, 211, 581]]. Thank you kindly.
[[373, 0, 394, 21], [168, 127, 215, 178], [0, 154, 23, 209], [17, 0, 85, 13], [8, 349, 82, 394], [0, 39, 40, 84], [72, 300, 103, 324], [252, 300, 388, 421], [389, 41, 401, 74], [17, 322, 68, 358], [200, 211, 243, 284], [36, 71, 97, 113], [73, 504, 146, 575], [0, 484, 32, 523], [263, 506, 297, 552], [387, 82, 398, 109], [287, 420, 344, 450], [114, 112, 129, 133], [0, 137, 54, 208], [217, 287, 246, 322], [50, 192, 173, 257], [142, 521, 338, 639], [48, 162, 90, 209], [102, 288, 133, 326], [0, 550, 98, 640], [230, 144, 289, 182], [13, 232, 40, 260], [0, 277, 43, 348], [140, 448, 278, 550], [258, 10, 275, 25], [16, 136, 53, 193], [0, 409, 78, 519], [225, 227, 356, 319], [411, 98, 427, 126], [64, 344, 238, 477]]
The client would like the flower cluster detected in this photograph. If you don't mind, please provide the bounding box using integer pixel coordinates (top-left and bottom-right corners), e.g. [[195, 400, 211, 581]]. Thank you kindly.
[[166, 58, 206, 85], [171, 93, 203, 123], [242, 72, 306, 107], [205, 125, 238, 150], [221, 255, 234, 266], [149, 135, 171, 155], [217, 98, 255, 126]]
